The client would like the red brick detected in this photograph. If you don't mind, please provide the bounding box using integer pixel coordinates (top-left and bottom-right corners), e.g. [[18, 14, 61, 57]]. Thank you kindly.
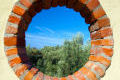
[[4, 36, 25, 46], [35, 72, 44, 80], [9, 57, 22, 67], [79, 0, 88, 4], [87, 0, 100, 11], [74, 71, 86, 80], [89, 55, 111, 67], [89, 17, 110, 32], [8, 16, 21, 24], [44, 75, 52, 80], [20, 0, 32, 8], [28, 6, 37, 17], [73, 1, 83, 12], [97, 18, 110, 28], [32, 1, 42, 13], [4, 36, 17, 46], [85, 61, 94, 69], [94, 65, 105, 77], [24, 68, 39, 80], [42, 0, 52, 9], [52, 77, 59, 80], [6, 48, 26, 57], [91, 39, 114, 46], [58, 0, 67, 6], [15, 64, 29, 77], [66, 0, 76, 8], [5, 26, 18, 34], [85, 15, 96, 24], [90, 27, 113, 40], [90, 47, 113, 57], [60, 77, 67, 80], [80, 67, 98, 80], [51, 0, 59, 7], [13, 5, 26, 16], [6, 48, 18, 56], [23, 13, 32, 23], [67, 75, 74, 80], [85, 61, 105, 77], [92, 6, 106, 19], [19, 20, 28, 31]]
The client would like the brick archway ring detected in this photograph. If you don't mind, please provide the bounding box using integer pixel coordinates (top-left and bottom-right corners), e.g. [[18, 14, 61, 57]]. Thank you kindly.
[[4, 0, 114, 80]]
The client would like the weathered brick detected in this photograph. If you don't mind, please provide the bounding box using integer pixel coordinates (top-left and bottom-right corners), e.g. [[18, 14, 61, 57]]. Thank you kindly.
[[35, 72, 44, 80], [27, 6, 37, 17], [80, 7, 92, 19], [60, 77, 67, 80], [73, 1, 84, 12], [80, 67, 98, 80], [4, 36, 17, 46], [6, 48, 18, 56], [74, 71, 86, 80], [15, 64, 29, 77], [4, 36, 25, 46], [89, 55, 111, 67], [6, 48, 26, 56], [58, 0, 67, 6], [23, 13, 32, 24], [51, 0, 59, 7], [90, 27, 113, 40], [5, 26, 18, 34], [24, 68, 39, 80], [9, 57, 22, 67], [66, 0, 76, 8], [87, 0, 100, 11], [52, 77, 59, 80], [44, 75, 52, 80], [85, 61, 105, 77], [20, 0, 32, 8], [90, 47, 113, 57], [42, 0, 52, 9], [32, 1, 42, 13], [91, 39, 114, 46], [85, 61, 94, 69], [85, 15, 96, 24], [13, 5, 26, 16], [94, 65, 105, 77], [92, 6, 106, 19], [79, 0, 88, 4], [8, 16, 21, 24], [89, 17, 110, 32], [67, 75, 74, 80]]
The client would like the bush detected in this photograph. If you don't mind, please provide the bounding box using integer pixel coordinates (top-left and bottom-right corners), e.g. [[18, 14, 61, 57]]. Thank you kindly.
[[26, 33, 91, 77]]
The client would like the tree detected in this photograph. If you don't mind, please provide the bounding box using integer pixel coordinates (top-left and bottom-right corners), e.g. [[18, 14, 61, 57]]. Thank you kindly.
[[26, 33, 91, 77]]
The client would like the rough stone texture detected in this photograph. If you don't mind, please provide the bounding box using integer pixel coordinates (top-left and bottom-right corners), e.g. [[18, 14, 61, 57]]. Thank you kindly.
[[0, 0, 120, 80]]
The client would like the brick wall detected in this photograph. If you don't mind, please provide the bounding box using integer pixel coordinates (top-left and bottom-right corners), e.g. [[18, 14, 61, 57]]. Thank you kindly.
[[4, 0, 114, 80]]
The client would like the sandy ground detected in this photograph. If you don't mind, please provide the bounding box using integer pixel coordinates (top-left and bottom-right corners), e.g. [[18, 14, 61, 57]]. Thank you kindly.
[[0, 0, 120, 80]]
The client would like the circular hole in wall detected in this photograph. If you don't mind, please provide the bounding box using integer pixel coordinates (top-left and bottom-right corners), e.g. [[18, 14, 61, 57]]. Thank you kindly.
[[4, 0, 114, 79], [25, 6, 90, 77]]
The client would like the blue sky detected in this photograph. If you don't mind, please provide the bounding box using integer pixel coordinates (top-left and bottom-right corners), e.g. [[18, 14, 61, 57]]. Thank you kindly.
[[25, 6, 90, 49]]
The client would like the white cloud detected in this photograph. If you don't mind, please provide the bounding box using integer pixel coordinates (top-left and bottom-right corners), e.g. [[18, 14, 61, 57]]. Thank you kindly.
[[45, 27, 55, 34], [35, 26, 45, 32], [35, 26, 55, 34], [26, 33, 64, 46]]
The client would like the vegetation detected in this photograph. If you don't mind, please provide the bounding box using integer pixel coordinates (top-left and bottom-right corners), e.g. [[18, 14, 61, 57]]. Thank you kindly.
[[26, 33, 91, 77]]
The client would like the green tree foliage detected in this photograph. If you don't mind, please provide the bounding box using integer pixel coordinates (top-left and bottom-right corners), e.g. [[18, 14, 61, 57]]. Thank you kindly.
[[26, 33, 91, 77]]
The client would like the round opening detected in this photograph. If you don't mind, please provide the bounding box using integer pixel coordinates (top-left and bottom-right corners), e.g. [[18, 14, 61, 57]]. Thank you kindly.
[[4, 0, 113, 80], [26, 6, 90, 77]]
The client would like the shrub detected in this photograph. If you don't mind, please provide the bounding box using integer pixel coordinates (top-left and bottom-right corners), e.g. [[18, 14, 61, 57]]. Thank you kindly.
[[26, 33, 90, 77]]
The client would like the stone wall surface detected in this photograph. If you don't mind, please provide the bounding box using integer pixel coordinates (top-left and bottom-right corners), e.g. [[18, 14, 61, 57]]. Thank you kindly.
[[0, 0, 120, 80]]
